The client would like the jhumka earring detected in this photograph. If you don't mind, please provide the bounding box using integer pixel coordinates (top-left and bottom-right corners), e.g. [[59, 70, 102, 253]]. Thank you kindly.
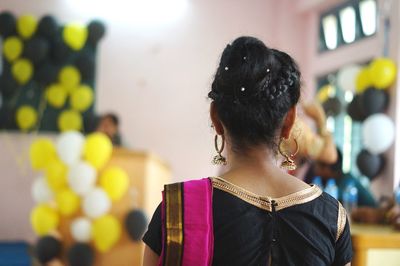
[[278, 137, 299, 170], [212, 135, 227, 165]]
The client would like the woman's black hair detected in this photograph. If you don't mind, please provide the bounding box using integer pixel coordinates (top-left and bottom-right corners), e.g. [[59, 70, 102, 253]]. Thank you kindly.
[[208, 36, 301, 151]]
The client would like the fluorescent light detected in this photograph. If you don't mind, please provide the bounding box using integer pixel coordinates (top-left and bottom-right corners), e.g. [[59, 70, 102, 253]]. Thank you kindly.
[[360, 0, 377, 36], [322, 15, 338, 50], [340, 6, 356, 43]]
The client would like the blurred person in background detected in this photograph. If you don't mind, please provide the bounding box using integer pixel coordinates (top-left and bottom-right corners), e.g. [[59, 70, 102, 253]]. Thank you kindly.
[[96, 113, 124, 146]]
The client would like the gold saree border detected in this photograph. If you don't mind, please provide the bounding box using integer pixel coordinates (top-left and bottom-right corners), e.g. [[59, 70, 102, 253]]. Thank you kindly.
[[336, 202, 347, 241], [164, 183, 184, 265], [211, 176, 322, 211]]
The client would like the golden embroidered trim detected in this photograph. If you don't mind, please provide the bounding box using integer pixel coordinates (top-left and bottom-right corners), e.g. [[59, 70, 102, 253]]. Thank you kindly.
[[336, 202, 347, 241], [211, 176, 322, 211], [165, 183, 183, 265]]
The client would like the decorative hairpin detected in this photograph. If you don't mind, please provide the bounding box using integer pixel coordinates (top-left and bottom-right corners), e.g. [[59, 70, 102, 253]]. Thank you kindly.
[[240, 87, 246, 92], [224, 66, 229, 71]]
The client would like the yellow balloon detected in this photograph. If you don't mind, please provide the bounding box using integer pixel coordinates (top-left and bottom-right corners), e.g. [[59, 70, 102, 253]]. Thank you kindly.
[[46, 84, 68, 108], [30, 138, 56, 170], [56, 188, 80, 216], [355, 68, 371, 94], [45, 158, 67, 192], [16, 105, 37, 130], [92, 215, 121, 252], [317, 85, 335, 103], [100, 167, 129, 201], [63, 23, 88, 51], [84, 133, 113, 170], [12, 58, 34, 85], [70, 85, 94, 112], [369, 58, 397, 89], [59, 66, 81, 91], [58, 110, 83, 132], [30, 204, 59, 236], [3, 36, 23, 62], [17, 15, 38, 39]]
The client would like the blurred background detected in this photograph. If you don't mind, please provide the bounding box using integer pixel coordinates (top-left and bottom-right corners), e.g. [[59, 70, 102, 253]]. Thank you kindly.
[[0, 0, 399, 265]]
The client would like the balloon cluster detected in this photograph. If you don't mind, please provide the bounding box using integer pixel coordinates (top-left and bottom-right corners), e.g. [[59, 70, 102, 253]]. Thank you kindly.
[[335, 58, 397, 180], [29, 131, 145, 265], [0, 12, 105, 132]]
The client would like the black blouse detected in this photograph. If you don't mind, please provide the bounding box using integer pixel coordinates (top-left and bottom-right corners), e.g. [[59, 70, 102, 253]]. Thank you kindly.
[[143, 177, 352, 266]]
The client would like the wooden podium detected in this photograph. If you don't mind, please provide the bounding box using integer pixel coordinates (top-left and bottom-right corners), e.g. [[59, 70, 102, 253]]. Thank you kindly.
[[58, 148, 171, 266]]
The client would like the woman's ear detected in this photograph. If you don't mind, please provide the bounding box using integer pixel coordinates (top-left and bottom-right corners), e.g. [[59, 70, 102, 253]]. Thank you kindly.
[[210, 102, 224, 135], [280, 107, 297, 139]]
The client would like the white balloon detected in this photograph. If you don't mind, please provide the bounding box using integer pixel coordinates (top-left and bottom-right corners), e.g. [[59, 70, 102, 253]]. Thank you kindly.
[[71, 217, 92, 242], [68, 161, 97, 196], [31, 176, 53, 203], [82, 187, 111, 218], [56, 131, 85, 166], [337, 64, 362, 92], [362, 114, 395, 154]]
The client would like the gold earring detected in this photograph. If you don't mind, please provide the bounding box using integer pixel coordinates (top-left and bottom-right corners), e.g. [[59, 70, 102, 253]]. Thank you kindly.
[[212, 135, 227, 165], [278, 137, 299, 170]]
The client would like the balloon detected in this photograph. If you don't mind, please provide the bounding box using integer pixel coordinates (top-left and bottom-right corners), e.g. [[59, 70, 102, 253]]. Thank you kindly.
[[362, 114, 395, 154], [347, 95, 367, 122], [35, 236, 62, 264], [37, 15, 58, 40], [17, 15, 38, 39], [337, 64, 361, 92], [45, 158, 67, 192], [322, 97, 342, 117], [35, 63, 59, 85], [56, 131, 85, 166], [82, 188, 111, 218], [0, 12, 16, 37], [68, 161, 96, 196], [67, 243, 94, 266], [100, 167, 129, 201], [71, 217, 92, 242], [12, 58, 33, 84], [51, 38, 73, 63], [31, 176, 53, 203], [125, 210, 148, 241], [83, 133, 113, 169], [45, 84, 67, 108], [92, 214, 121, 252], [30, 204, 59, 235], [29, 138, 56, 170], [23, 37, 49, 64], [3, 36, 23, 62], [56, 188, 80, 216], [63, 23, 88, 51], [355, 68, 371, 94], [361, 87, 389, 116], [0, 74, 18, 97], [88, 20, 106, 46], [16, 105, 37, 130], [59, 66, 81, 92], [75, 52, 95, 81], [317, 84, 334, 103], [58, 109, 83, 132], [369, 58, 397, 89], [356, 149, 385, 179], [70, 85, 94, 112]]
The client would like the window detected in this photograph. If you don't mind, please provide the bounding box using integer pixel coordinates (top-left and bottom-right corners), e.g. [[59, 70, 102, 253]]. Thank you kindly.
[[319, 0, 377, 52]]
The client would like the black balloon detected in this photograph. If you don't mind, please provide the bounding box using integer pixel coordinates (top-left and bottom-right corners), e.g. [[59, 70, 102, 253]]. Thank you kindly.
[[37, 15, 58, 40], [125, 209, 148, 241], [347, 95, 367, 122], [323, 97, 342, 117], [362, 87, 389, 116], [67, 243, 94, 266], [75, 51, 95, 81], [51, 37, 73, 64], [356, 149, 385, 179], [23, 37, 50, 64], [88, 20, 106, 45], [35, 236, 62, 264], [0, 12, 16, 37], [35, 63, 59, 86]]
